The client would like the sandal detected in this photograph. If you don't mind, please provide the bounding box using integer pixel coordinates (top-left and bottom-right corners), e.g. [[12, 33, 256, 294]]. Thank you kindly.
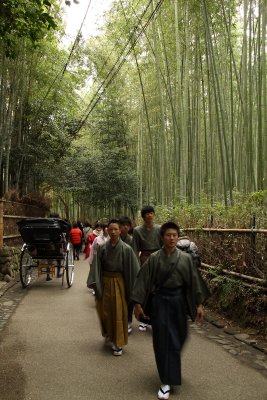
[[158, 385, 171, 400]]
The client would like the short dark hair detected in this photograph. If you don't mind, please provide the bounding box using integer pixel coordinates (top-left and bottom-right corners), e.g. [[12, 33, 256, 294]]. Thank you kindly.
[[160, 222, 180, 237], [94, 221, 103, 229], [118, 216, 132, 226], [141, 205, 155, 218], [107, 218, 120, 227]]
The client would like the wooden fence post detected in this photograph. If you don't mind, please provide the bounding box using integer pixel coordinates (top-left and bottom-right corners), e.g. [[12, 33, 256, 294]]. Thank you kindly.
[[251, 213, 256, 265], [0, 200, 3, 247]]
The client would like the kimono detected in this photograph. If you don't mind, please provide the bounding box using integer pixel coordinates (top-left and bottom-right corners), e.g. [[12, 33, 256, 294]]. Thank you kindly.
[[131, 248, 209, 385], [121, 233, 133, 247], [84, 230, 102, 259], [88, 239, 140, 348], [132, 223, 162, 265], [88, 234, 109, 265]]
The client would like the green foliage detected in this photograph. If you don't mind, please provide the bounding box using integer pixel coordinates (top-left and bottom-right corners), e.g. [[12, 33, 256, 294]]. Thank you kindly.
[[1, 29, 87, 196], [43, 86, 139, 214], [153, 190, 267, 228], [210, 276, 238, 310], [0, 0, 59, 57], [206, 272, 266, 332]]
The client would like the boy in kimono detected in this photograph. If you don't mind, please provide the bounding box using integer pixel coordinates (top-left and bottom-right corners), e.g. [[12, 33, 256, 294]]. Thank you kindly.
[[131, 221, 209, 399], [88, 219, 139, 356], [132, 205, 161, 331]]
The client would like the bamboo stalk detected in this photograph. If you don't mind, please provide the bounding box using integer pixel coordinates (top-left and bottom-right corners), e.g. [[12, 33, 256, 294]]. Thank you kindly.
[[185, 228, 267, 234], [201, 262, 266, 285], [3, 215, 31, 219], [200, 268, 267, 292], [0, 201, 3, 247], [3, 234, 21, 239]]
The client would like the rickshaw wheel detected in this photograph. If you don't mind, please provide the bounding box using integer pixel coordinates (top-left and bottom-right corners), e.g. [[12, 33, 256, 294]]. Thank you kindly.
[[66, 246, 74, 287], [20, 246, 33, 287]]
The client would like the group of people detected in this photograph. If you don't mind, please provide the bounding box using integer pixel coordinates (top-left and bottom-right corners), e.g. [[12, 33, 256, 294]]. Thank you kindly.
[[86, 206, 209, 400]]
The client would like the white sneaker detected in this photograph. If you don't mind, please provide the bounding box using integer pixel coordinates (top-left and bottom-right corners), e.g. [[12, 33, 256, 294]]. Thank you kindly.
[[128, 323, 133, 334], [139, 323, 147, 332], [111, 344, 123, 356], [158, 385, 171, 399]]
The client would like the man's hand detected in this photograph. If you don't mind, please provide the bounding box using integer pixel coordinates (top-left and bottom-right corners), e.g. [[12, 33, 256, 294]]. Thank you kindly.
[[134, 303, 145, 321], [196, 304, 204, 322]]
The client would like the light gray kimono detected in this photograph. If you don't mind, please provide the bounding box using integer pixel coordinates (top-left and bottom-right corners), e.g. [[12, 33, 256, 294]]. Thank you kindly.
[[132, 223, 162, 253], [88, 238, 140, 301]]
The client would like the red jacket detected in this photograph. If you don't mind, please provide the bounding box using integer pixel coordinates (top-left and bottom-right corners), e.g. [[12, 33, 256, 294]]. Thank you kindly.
[[84, 232, 97, 258], [69, 228, 82, 245]]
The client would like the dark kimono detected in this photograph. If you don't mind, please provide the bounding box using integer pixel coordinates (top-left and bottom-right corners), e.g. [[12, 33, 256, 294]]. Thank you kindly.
[[121, 233, 133, 247], [88, 239, 140, 347], [131, 248, 209, 385]]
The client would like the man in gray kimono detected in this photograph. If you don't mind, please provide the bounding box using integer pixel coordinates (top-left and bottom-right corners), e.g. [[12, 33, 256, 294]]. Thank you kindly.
[[131, 221, 209, 400], [119, 216, 133, 246], [88, 219, 139, 356], [119, 216, 134, 333], [132, 205, 162, 331]]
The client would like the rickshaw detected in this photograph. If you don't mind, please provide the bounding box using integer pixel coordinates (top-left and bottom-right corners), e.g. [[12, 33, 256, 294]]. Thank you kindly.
[[17, 217, 74, 288]]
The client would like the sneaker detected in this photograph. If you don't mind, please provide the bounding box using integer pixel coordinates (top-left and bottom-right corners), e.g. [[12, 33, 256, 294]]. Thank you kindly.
[[111, 345, 123, 356], [128, 323, 133, 334], [138, 323, 147, 332], [158, 385, 171, 400]]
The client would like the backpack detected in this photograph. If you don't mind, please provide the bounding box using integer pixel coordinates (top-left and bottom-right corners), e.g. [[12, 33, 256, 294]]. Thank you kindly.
[[177, 238, 201, 269]]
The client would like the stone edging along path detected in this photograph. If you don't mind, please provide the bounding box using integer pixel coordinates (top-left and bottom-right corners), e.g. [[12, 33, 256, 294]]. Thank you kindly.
[[0, 278, 27, 334], [189, 309, 267, 379], [203, 308, 267, 355]]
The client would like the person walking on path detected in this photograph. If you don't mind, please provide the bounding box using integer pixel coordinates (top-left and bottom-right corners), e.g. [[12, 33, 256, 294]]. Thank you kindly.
[[131, 221, 209, 400], [119, 216, 134, 333], [87, 224, 109, 295], [84, 221, 103, 259], [69, 223, 83, 260], [119, 216, 133, 246], [87, 219, 140, 356], [132, 205, 161, 331], [83, 221, 92, 245], [88, 223, 109, 266]]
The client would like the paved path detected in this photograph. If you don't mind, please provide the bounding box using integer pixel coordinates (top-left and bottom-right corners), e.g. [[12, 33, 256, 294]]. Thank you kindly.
[[0, 258, 266, 400]]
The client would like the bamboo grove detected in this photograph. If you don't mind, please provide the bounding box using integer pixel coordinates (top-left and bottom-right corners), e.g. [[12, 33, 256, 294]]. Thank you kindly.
[[0, 0, 266, 216], [89, 0, 266, 208]]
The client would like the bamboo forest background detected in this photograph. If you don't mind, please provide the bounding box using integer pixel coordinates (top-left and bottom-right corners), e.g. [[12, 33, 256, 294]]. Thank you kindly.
[[0, 0, 266, 222]]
